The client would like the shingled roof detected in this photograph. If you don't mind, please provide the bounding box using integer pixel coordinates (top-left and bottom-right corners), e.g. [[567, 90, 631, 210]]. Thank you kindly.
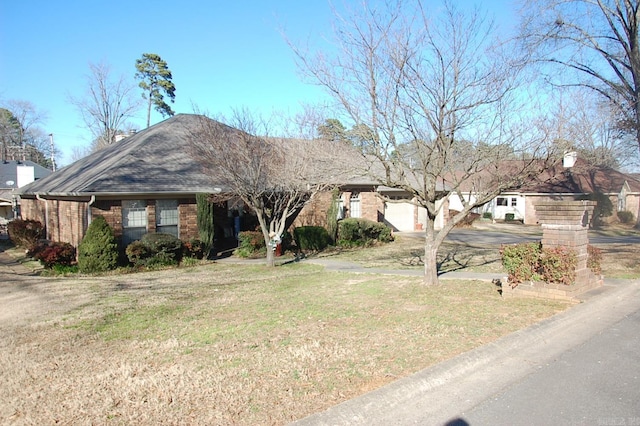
[[521, 158, 640, 194], [18, 114, 226, 197]]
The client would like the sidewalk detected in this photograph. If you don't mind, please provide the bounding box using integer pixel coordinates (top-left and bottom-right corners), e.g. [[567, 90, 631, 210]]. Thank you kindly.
[[0, 247, 37, 276]]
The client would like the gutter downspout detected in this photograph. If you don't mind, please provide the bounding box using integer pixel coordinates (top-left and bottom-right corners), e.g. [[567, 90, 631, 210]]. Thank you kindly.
[[87, 195, 96, 227], [35, 193, 48, 240]]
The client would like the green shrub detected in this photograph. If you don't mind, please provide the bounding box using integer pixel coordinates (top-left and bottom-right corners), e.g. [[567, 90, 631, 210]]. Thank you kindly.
[[78, 216, 119, 273], [337, 218, 393, 247], [196, 193, 215, 258], [482, 212, 493, 220], [505, 213, 515, 221], [141, 233, 183, 266], [7, 219, 44, 249], [501, 241, 589, 286], [235, 230, 266, 258], [29, 241, 76, 269], [617, 210, 635, 224], [294, 226, 332, 252], [500, 242, 543, 285], [125, 233, 184, 267], [125, 241, 151, 266], [326, 189, 340, 243]]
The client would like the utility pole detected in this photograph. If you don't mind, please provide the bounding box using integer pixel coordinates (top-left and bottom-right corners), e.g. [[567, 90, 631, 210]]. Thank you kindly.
[[48, 133, 56, 171]]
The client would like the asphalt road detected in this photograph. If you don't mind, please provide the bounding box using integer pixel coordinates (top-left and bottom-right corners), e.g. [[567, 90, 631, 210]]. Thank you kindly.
[[461, 306, 640, 425], [398, 227, 640, 246]]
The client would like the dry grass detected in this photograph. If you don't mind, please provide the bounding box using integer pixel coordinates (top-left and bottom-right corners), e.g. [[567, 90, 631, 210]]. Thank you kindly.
[[2, 224, 637, 425], [1, 261, 569, 425]]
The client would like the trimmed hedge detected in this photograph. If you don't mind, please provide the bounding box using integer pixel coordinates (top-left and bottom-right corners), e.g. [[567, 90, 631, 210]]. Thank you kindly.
[[294, 226, 332, 252], [126, 233, 184, 267], [337, 218, 393, 247]]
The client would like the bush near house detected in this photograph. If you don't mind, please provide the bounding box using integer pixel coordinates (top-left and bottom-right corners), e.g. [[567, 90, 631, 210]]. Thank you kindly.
[[617, 210, 635, 224], [77, 216, 119, 274], [235, 230, 266, 258], [294, 226, 332, 252], [7, 219, 44, 249], [28, 241, 76, 269], [183, 238, 206, 259], [125, 233, 184, 267], [337, 218, 393, 247]]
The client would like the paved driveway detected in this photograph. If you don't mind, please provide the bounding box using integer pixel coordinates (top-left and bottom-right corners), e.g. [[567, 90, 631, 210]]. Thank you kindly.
[[398, 225, 640, 245]]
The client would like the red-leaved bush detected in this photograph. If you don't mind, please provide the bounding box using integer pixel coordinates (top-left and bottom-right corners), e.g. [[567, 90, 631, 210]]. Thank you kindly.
[[29, 241, 76, 269]]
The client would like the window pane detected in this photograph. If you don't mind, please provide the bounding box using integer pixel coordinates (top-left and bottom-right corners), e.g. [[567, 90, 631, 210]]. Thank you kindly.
[[350, 193, 361, 218], [122, 200, 147, 228], [122, 199, 147, 244], [497, 197, 507, 206], [156, 199, 178, 226]]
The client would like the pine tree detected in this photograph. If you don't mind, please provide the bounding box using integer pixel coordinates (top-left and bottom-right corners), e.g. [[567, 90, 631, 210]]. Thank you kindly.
[[135, 53, 176, 127]]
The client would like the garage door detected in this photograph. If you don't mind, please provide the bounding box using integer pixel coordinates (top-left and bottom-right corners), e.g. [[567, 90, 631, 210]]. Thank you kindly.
[[384, 200, 415, 231]]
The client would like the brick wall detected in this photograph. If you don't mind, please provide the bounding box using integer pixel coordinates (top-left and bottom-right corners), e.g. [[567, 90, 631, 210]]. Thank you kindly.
[[295, 191, 333, 228], [504, 200, 602, 301]]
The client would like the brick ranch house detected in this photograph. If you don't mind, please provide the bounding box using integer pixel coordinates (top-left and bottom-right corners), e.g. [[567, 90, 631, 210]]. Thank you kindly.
[[18, 113, 451, 250], [17, 114, 231, 249], [474, 154, 640, 226]]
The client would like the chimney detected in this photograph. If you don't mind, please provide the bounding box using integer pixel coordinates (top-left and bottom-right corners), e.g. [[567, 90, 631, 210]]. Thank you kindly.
[[563, 151, 577, 168]]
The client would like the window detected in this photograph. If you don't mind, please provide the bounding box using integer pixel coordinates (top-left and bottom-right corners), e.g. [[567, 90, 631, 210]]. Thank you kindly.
[[349, 192, 361, 218], [122, 199, 147, 245], [156, 199, 179, 237], [511, 198, 517, 207], [496, 197, 508, 206]]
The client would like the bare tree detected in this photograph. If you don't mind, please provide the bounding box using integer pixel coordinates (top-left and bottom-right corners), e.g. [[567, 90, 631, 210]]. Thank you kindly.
[[291, 0, 556, 285], [69, 62, 140, 151], [519, 0, 640, 155], [188, 109, 350, 267], [540, 89, 638, 169], [0, 100, 56, 168]]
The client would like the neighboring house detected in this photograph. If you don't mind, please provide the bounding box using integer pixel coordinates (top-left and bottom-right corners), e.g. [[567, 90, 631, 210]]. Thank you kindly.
[[0, 160, 52, 221], [478, 154, 640, 225], [17, 114, 230, 248]]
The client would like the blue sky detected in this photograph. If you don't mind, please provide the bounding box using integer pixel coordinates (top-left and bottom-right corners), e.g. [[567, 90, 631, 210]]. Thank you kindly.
[[1, 1, 516, 167]]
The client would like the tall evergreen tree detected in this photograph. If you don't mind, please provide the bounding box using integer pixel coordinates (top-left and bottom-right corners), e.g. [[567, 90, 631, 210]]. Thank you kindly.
[[196, 193, 215, 259], [135, 53, 176, 127]]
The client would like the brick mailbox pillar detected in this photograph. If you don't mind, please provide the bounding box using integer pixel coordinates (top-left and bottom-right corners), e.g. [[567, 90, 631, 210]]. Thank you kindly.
[[533, 200, 597, 286]]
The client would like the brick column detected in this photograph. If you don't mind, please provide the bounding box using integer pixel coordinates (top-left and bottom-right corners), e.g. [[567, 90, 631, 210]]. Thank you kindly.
[[534, 200, 596, 285]]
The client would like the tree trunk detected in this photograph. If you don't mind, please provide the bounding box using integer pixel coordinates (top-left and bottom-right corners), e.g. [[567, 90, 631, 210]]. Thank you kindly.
[[265, 243, 275, 267], [146, 94, 152, 128], [423, 216, 440, 285], [423, 234, 439, 285]]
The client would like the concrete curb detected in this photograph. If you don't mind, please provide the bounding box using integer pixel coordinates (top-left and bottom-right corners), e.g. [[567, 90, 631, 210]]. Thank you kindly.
[[290, 278, 640, 425]]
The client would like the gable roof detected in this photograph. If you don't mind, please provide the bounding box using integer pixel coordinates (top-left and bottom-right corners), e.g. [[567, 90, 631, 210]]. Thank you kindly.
[[18, 114, 225, 197], [521, 158, 640, 194]]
